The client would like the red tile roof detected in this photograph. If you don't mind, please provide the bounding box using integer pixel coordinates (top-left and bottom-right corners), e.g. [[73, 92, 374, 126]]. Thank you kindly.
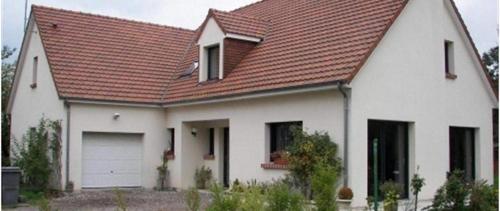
[[31, 0, 409, 104], [32, 5, 195, 103], [164, 0, 408, 103], [210, 9, 270, 39]]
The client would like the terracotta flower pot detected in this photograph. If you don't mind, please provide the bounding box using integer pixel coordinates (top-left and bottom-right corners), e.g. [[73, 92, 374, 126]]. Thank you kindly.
[[274, 157, 288, 165]]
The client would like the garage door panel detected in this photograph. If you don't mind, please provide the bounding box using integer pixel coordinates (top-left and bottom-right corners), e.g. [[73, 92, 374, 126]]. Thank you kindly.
[[82, 133, 143, 188]]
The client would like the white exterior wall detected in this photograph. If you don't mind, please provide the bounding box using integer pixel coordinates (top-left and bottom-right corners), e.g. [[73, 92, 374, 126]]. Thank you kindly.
[[166, 90, 344, 189], [9, 22, 68, 188], [348, 0, 497, 207], [68, 104, 168, 190], [198, 17, 225, 81]]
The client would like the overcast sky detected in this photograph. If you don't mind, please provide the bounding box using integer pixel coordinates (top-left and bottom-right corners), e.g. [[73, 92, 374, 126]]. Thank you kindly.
[[1, 0, 498, 62]]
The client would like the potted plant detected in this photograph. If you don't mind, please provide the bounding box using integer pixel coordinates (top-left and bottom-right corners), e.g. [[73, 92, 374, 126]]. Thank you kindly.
[[165, 150, 175, 160], [271, 151, 289, 165], [380, 181, 402, 211], [337, 186, 354, 209]]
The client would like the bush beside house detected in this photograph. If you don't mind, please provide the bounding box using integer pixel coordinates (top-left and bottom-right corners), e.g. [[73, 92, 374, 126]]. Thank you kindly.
[[11, 118, 63, 204]]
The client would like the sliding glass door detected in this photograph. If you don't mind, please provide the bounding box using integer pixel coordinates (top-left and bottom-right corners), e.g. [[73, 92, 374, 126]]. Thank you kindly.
[[368, 120, 409, 198]]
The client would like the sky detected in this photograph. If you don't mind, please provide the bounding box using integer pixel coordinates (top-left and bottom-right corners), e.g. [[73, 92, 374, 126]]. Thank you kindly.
[[1, 0, 498, 62]]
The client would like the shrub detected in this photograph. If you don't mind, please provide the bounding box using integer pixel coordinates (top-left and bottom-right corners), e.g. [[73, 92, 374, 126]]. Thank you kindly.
[[206, 183, 240, 211], [157, 150, 169, 190], [425, 170, 469, 211], [410, 168, 425, 210], [13, 118, 58, 192], [469, 180, 497, 211], [287, 129, 341, 198], [238, 185, 265, 211], [338, 187, 353, 200], [311, 164, 339, 211], [230, 179, 245, 193], [36, 197, 53, 211], [194, 166, 212, 189], [266, 181, 305, 211], [380, 181, 402, 211], [184, 187, 200, 211]]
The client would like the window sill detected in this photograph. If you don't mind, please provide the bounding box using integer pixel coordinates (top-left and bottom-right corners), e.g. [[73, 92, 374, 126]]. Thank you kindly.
[[261, 163, 289, 170], [166, 154, 175, 160], [203, 154, 215, 160], [446, 73, 457, 80], [30, 83, 37, 89]]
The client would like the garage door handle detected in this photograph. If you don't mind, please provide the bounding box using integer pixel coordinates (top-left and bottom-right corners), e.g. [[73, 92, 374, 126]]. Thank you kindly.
[[110, 170, 114, 173]]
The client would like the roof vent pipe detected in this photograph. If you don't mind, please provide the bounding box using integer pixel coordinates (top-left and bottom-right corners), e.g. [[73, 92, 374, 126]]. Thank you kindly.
[[338, 81, 350, 187]]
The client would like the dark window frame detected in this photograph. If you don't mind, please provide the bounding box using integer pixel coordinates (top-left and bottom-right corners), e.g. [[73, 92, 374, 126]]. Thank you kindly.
[[207, 45, 220, 81], [445, 41, 450, 74], [209, 128, 215, 155], [31, 56, 38, 88], [168, 128, 175, 154], [449, 127, 476, 181], [368, 120, 410, 199], [444, 40, 456, 79], [269, 121, 302, 155]]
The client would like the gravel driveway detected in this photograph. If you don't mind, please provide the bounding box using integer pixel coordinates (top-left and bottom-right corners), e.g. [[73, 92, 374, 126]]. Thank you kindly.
[[6, 189, 212, 211]]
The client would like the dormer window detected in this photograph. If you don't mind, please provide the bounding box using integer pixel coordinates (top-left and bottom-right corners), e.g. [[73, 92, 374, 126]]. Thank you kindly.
[[207, 45, 220, 80]]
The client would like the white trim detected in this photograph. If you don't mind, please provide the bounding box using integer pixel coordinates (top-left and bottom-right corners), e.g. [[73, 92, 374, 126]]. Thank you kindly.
[[226, 33, 261, 43], [7, 16, 36, 113], [66, 99, 162, 108], [444, 0, 498, 105], [163, 84, 343, 108]]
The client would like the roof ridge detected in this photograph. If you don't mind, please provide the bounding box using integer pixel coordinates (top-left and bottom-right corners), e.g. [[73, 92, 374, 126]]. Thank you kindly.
[[210, 8, 270, 23], [231, 0, 269, 13], [31, 4, 195, 32]]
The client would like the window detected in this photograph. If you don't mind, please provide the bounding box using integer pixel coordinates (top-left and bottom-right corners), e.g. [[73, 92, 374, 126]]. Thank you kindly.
[[449, 127, 475, 181], [207, 45, 220, 80], [269, 121, 302, 156], [168, 128, 175, 154], [368, 120, 409, 198], [209, 128, 215, 155], [444, 40, 456, 79], [31, 56, 38, 88]]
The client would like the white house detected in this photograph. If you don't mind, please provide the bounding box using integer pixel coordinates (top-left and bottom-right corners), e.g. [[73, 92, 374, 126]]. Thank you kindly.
[[8, 0, 497, 208]]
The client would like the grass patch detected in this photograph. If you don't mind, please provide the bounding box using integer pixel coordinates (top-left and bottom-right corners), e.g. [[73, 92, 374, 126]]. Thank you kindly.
[[20, 188, 45, 204]]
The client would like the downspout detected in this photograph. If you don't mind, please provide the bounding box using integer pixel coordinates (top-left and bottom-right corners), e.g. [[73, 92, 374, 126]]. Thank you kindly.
[[338, 82, 350, 187], [64, 101, 71, 190]]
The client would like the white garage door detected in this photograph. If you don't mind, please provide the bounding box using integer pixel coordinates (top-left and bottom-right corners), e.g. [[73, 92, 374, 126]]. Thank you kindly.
[[82, 133, 143, 188]]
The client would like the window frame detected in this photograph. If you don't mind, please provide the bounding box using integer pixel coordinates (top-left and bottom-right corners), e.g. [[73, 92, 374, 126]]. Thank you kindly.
[[449, 127, 476, 181], [31, 56, 38, 88], [209, 128, 215, 156], [367, 120, 410, 199], [269, 121, 302, 155], [444, 40, 457, 79], [207, 45, 220, 81], [168, 128, 175, 154]]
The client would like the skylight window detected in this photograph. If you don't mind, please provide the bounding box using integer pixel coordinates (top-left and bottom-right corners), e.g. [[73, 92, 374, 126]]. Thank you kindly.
[[180, 61, 199, 77]]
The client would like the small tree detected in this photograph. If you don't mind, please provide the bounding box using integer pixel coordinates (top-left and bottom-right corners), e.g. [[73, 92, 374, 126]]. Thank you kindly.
[[287, 129, 341, 198], [157, 150, 169, 190], [13, 118, 56, 192], [410, 167, 425, 210], [311, 163, 339, 211]]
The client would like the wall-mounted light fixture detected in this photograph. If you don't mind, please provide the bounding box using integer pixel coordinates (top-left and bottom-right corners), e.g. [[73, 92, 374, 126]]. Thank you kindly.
[[113, 113, 120, 120], [191, 128, 198, 136]]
